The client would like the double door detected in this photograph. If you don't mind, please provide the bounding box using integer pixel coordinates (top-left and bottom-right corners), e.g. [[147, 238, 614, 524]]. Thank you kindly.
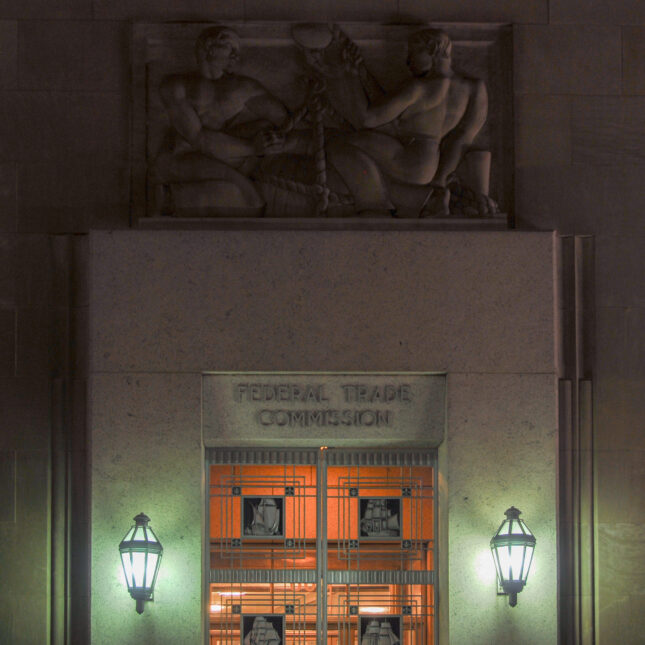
[[208, 448, 436, 644]]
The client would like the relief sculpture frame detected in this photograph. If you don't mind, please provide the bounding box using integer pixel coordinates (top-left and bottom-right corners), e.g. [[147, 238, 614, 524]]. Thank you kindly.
[[132, 22, 513, 225]]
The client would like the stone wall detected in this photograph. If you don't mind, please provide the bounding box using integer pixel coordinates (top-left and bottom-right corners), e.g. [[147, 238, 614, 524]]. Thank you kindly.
[[89, 230, 557, 645], [1, 0, 644, 643]]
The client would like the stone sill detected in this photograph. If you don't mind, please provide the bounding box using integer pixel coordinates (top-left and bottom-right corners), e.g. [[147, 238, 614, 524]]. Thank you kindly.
[[137, 216, 511, 231]]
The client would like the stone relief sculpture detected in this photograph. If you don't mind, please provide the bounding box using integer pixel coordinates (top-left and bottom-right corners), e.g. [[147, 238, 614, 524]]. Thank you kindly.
[[136, 22, 511, 220], [151, 27, 289, 216], [295, 24, 498, 217]]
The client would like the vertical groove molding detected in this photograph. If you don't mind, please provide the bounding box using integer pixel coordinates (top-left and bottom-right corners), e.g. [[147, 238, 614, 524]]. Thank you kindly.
[[575, 236, 595, 380], [578, 379, 594, 645], [558, 235, 596, 645], [51, 235, 89, 645], [575, 237, 595, 645], [51, 377, 67, 645], [558, 378, 574, 637], [69, 235, 90, 645], [51, 235, 71, 645]]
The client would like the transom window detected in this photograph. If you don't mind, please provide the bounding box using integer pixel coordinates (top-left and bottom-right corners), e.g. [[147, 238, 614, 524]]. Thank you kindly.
[[207, 448, 436, 644]]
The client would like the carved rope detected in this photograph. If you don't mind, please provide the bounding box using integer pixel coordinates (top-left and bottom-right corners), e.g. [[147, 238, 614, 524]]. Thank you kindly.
[[309, 87, 330, 216]]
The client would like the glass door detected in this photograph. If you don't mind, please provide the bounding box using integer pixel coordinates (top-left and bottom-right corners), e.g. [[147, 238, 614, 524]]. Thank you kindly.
[[207, 448, 435, 644]]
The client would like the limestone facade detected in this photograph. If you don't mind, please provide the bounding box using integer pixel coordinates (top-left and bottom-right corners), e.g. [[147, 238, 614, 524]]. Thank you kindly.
[[1, 2, 644, 643]]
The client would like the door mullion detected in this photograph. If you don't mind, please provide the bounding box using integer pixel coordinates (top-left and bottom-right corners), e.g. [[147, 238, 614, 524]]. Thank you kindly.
[[316, 449, 328, 644]]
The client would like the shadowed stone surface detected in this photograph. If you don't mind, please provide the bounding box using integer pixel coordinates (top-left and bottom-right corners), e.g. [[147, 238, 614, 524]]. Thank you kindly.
[[93, 0, 243, 20], [18, 20, 126, 92], [596, 306, 645, 379], [514, 25, 621, 95], [0, 0, 91, 19], [0, 451, 15, 521], [551, 0, 645, 24], [15, 307, 50, 376], [0, 450, 50, 644], [244, 0, 331, 20], [3, 234, 52, 306], [399, 0, 547, 22], [0, 91, 127, 162], [596, 375, 645, 451], [622, 27, 645, 95], [18, 161, 129, 233], [0, 235, 13, 306], [515, 95, 571, 167], [0, 376, 50, 450], [571, 97, 645, 165], [0, 164, 16, 231], [596, 450, 645, 523], [328, 0, 398, 21], [516, 166, 645, 236], [0, 21, 16, 89], [0, 308, 14, 375], [596, 236, 645, 307]]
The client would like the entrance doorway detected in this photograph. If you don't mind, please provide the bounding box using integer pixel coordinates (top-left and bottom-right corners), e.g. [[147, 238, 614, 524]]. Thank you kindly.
[[207, 448, 436, 644]]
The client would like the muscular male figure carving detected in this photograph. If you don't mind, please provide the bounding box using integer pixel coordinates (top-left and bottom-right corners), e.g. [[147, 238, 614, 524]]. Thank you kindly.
[[327, 29, 488, 216], [153, 27, 288, 215]]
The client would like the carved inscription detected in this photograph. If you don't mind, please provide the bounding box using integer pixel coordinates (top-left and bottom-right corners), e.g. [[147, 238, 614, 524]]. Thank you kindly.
[[233, 382, 413, 428], [202, 373, 446, 447]]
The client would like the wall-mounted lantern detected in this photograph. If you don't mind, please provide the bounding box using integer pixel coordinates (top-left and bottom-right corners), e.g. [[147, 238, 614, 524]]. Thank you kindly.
[[119, 513, 163, 614], [490, 506, 535, 607]]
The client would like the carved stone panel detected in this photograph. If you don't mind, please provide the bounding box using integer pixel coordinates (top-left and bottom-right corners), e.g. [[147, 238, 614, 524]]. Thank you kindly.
[[132, 22, 513, 222], [202, 373, 446, 448]]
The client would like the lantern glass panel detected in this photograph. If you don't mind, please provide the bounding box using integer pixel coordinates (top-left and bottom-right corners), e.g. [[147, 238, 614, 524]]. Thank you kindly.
[[514, 519, 529, 535], [132, 552, 147, 588], [123, 527, 136, 541], [497, 545, 511, 579], [498, 519, 511, 536], [132, 526, 147, 541], [146, 553, 159, 587], [521, 544, 535, 582], [121, 552, 134, 588], [511, 545, 524, 579]]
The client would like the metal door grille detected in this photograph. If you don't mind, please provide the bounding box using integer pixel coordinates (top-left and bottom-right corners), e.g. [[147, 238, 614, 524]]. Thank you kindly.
[[207, 448, 435, 644]]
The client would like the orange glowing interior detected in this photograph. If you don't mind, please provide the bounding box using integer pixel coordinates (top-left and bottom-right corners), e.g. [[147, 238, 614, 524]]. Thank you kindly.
[[209, 460, 434, 643]]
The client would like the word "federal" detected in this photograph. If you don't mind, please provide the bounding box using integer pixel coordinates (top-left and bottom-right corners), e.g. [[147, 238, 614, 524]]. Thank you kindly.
[[234, 383, 329, 403]]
